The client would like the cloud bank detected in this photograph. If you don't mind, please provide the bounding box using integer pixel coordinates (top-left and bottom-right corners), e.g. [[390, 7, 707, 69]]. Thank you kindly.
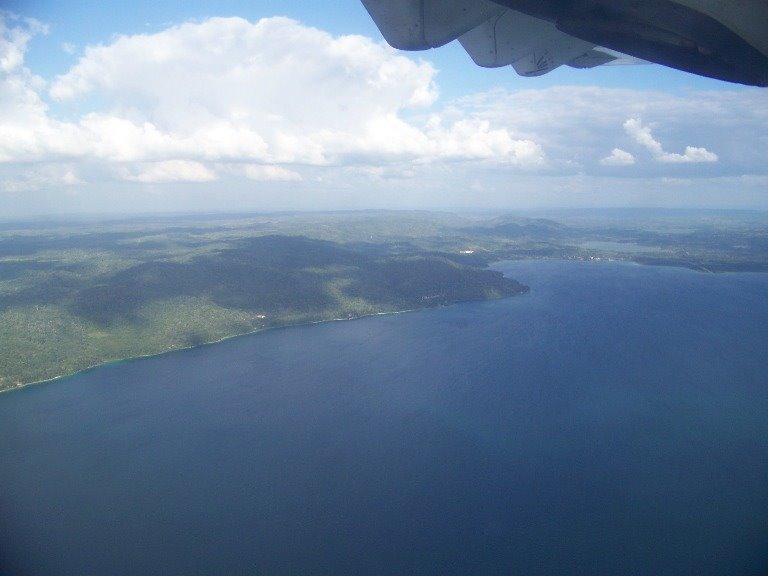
[[1, 11, 767, 213], [1, 15, 540, 180]]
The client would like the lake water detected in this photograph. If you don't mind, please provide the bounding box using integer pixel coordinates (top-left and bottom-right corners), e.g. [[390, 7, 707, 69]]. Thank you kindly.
[[1, 261, 767, 576]]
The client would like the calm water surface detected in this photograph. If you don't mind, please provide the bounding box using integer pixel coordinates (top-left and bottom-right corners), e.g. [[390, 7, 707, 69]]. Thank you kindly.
[[1, 261, 767, 575]]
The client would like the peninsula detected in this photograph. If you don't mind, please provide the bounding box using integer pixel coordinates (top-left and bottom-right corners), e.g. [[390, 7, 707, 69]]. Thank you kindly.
[[2, 209, 766, 391], [0, 213, 526, 390]]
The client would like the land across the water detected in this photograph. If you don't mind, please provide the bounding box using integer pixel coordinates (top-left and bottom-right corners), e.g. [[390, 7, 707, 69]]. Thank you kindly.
[[2, 209, 767, 391]]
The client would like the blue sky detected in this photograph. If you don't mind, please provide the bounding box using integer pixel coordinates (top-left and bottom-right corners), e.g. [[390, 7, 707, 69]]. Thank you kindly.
[[1, 1, 766, 217]]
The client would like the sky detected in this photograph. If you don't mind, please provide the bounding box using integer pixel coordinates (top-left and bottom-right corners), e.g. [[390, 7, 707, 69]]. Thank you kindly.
[[1, 0, 767, 218]]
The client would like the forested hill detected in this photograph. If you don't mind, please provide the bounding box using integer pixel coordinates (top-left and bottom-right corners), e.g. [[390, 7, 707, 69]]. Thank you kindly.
[[68, 234, 525, 326], [0, 229, 526, 390]]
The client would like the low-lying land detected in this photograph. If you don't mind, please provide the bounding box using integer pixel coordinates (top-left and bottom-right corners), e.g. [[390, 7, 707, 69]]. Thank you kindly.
[[2, 209, 766, 391]]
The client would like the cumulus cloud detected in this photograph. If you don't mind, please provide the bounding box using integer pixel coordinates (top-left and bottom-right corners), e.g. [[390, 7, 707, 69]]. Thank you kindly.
[[45, 15, 502, 169], [0, 14, 546, 190], [600, 148, 635, 166], [623, 118, 718, 163], [454, 86, 765, 175], [0, 12, 47, 73], [1, 11, 765, 211]]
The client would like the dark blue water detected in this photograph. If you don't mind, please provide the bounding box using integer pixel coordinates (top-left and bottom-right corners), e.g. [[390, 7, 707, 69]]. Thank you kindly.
[[1, 261, 767, 576]]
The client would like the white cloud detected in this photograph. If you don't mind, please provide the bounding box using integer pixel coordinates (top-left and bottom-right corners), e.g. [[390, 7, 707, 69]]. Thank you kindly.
[[0, 163, 83, 192], [61, 168, 84, 185], [346, 164, 417, 180], [424, 117, 545, 166], [600, 148, 635, 166], [44, 16, 448, 164], [241, 164, 302, 181], [453, 86, 766, 174], [117, 160, 217, 183], [0, 14, 544, 190], [623, 118, 718, 163], [0, 12, 47, 73], [1, 12, 766, 213]]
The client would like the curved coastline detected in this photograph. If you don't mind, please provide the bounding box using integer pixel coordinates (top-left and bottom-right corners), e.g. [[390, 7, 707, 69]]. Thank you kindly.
[[8, 254, 763, 395], [1, 304, 451, 394], [9, 256, 740, 394]]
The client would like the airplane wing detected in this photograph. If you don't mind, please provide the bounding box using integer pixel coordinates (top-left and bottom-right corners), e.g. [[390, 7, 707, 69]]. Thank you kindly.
[[360, 0, 768, 86]]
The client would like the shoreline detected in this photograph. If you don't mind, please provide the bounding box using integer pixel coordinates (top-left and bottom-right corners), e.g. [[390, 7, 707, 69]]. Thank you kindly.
[[7, 255, 763, 394], [1, 305, 430, 394]]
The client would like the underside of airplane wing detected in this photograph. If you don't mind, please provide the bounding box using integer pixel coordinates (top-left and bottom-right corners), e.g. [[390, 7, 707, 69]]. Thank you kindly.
[[360, 0, 768, 86]]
